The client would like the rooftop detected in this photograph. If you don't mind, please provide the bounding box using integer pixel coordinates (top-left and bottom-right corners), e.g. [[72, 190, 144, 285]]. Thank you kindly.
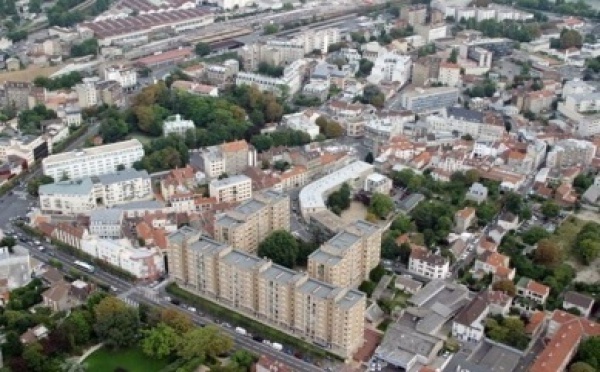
[[43, 139, 142, 164], [299, 161, 373, 210]]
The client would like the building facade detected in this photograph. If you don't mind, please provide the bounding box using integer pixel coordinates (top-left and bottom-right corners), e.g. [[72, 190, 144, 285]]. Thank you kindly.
[[168, 227, 366, 358], [214, 190, 290, 254], [42, 139, 144, 180], [209, 174, 252, 203]]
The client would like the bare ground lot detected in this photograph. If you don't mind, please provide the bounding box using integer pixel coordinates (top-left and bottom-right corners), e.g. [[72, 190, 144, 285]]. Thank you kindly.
[[340, 201, 368, 224], [0, 65, 61, 83]]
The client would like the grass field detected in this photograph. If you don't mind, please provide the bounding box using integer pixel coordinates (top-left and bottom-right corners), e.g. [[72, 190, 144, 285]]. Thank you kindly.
[[553, 216, 586, 254], [85, 346, 168, 372]]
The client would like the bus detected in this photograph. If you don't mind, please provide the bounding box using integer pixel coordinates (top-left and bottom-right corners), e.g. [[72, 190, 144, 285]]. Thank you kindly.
[[74, 260, 95, 273]]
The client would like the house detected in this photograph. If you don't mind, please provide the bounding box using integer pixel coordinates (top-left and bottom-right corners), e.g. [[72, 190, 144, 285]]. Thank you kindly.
[[530, 310, 600, 372], [452, 290, 512, 343], [517, 277, 550, 305], [40, 267, 64, 286], [473, 251, 515, 281], [42, 280, 72, 312], [487, 225, 507, 244], [20, 324, 49, 344], [408, 246, 450, 280], [395, 275, 423, 294], [465, 182, 488, 204], [476, 237, 498, 255], [497, 212, 519, 231], [454, 207, 476, 233], [562, 291, 595, 317]]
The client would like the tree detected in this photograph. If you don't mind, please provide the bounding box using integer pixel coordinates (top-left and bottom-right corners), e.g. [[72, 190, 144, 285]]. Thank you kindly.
[[533, 239, 561, 266], [522, 226, 550, 245], [391, 215, 413, 233], [570, 362, 596, 372], [59, 310, 92, 348], [356, 58, 374, 77], [257, 230, 299, 268], [447, 48, 458, 63], [560, 29, 583, 49], [159, 308, 194, 333], [359, 85, 385, 108], [504, 192, 523, 214], [263, 23, 279, 35], [195, 42, 211, 57], [476, 202, 499, 226], [492, 279, 516, 296], [365, 152, 374, 164], [576, 336, 600, 369], [230, 350, 257, 369], [22, 342, 45, 372], [368, 193, 394, 219], [94, 296, 140, 349], [142, 323, 179, 359], [2, 331, 23, 358], [70, 38, 99, 57], [327, 183, 352, 215], [369, 264, 386, 283], [541, 201, 560, 219], [178, 326, 233, 361], [577, 239, 600, 265]]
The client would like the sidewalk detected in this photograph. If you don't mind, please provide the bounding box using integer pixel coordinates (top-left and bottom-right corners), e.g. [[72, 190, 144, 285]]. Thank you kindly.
[[77, 343, 104, 364]]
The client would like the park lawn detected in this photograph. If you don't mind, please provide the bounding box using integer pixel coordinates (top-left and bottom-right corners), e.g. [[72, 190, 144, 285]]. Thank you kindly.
[[129, 132, 156, 145], [85, 346, 169, 372]]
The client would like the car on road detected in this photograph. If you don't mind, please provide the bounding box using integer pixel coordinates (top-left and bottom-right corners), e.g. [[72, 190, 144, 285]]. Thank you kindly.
[[37, 245, 45, 251], [110, 286, 118, 292]]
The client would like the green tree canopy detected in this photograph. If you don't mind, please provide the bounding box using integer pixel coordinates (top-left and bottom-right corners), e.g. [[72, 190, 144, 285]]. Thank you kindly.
[[195, 42, 211, 56], [93, 296, 140, 349], [178, 325, 233, 361], [541, 201, 560, 219], [142, 323, 179, 359], [368, 193, 394, 219], [257, 230, 299, 268]]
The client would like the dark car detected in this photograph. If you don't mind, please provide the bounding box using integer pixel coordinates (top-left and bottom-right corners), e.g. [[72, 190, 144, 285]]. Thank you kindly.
[[252, 335, 263, 343], [170, 298, 181, 305]]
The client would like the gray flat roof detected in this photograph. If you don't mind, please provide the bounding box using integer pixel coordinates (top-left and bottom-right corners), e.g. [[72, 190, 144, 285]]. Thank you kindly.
[[215, 214, 240, 228], [90, 208, 123, 223], [39, 178, 94, 196], [308, 249, 342, 265], [43, 139, 142, 164], [299, 161, 373, 211], [326, 231, 361, 253], [93, 169, 149, 185], [236, 199, 266, 216], [210, 174, 251, 188], [117, 200, 164, 210], [222, 250, 263, 270]]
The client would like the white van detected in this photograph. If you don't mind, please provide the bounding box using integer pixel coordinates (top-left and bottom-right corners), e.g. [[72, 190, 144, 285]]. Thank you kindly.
[[271, 342, 283, 351], [235, 327, 247, 336]]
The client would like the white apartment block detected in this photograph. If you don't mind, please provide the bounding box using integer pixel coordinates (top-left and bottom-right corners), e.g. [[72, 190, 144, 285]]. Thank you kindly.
[[209, 174, 252, 203], [42, 139, 144, 180], [214, 0, 252, 10], [163, 114, 194, 137], [168, 227, 366, 358], [438, 62, 461, 87], [364, 173, 393, 195], [104, 65, 137, 89], [426, 107, 505, 141], [39, 169, 152, 215], [292, 28, 341, 54], [400, 86, 460, 113], [363, 112, 414, 152], [546, 139, 596, 169], [582, 42, 600, 57], [299, 161, 374, 219], [408, 246, 450, 279], [367, 51, 412, 86], [0, 135, 49, 167], [281, 111, 321, 139], [81, 238, 164, 280], [214, 190, 290, 254], [236, 59, 307, 97], [89, 209, 124, 239], [238, 41, 304, 72]]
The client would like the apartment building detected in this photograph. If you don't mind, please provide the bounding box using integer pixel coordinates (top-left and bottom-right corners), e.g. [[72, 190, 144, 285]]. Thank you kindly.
[[308, 220, 382, 288], [209, 175, 252, 203], [3, 81, 32, 110], [42, 139, 144, 180], [299, 161, 374, 219], [103, 65, 137, 89], [546, 139, 596, 169], [363, 111, 415, 152], [236, 59, 307, 97], [204, 59, 239, 86], [75, 77, 100, 108], [89, 209, 124, 239], [293, 28, 341, 54], [516, 277, 550, 305], [367, 51, 412, 86], [168, 227, 366, 358], [190, 139, 257, 179], [238, 41, 304, 72], [163, 114, 194, 137], [426, 107, 505, 141], [214, 190, 290, 254], [400, 87, 459, 113], [0, 135, 50, 167], [408, 246, 450, 279], [411, 56, 442, 87], [81, 237, 164, 280], [400, 4, 427, 26], [39, 169, 152, 215], [364, 173, 393, 195], [438, 62, 461, 87]]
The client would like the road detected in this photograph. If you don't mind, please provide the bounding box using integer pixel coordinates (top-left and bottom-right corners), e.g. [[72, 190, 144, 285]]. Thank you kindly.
[[14, 225, 329, 372]]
